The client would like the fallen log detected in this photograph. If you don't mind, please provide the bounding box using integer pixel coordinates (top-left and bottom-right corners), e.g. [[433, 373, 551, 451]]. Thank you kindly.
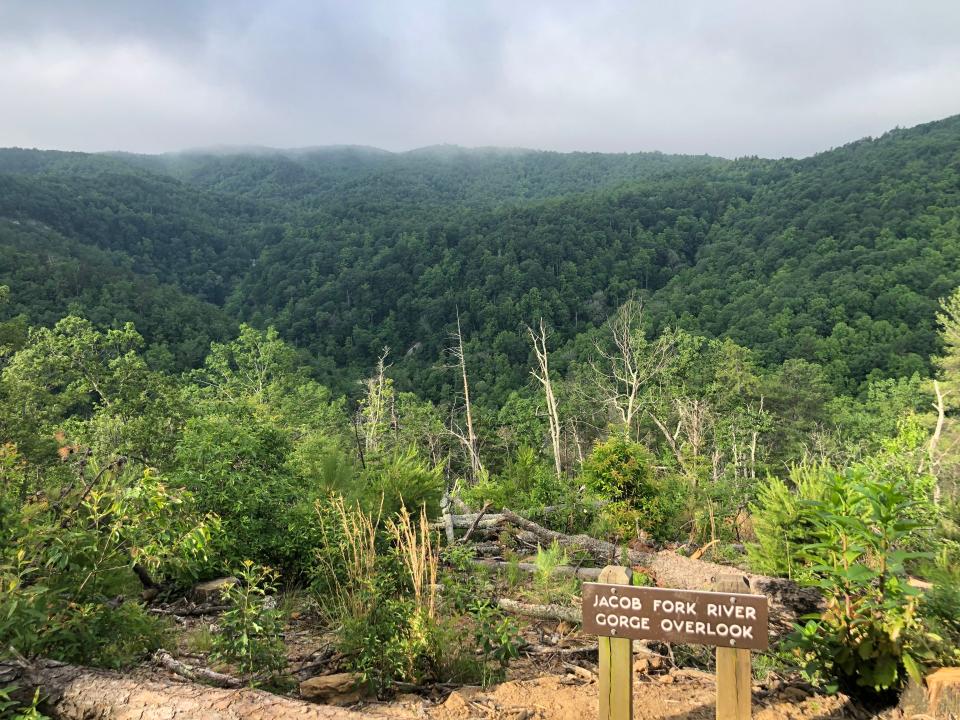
[[495, 509, 822, 624], [472, 559, 603, 580], [0, 659, 368, 720], [497, 598, 582, 624], [524, 644, 599, 658], [152, 649, 243, 688]]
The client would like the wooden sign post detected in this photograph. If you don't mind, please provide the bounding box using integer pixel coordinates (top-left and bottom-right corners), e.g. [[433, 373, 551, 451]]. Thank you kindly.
[[597, 566, 633, 720], [583, 567, 768, 720], [714, 575, 753, 720]]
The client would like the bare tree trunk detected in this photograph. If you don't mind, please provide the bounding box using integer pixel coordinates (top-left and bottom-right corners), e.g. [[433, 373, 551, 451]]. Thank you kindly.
[[528, 319, 563, 478], [453, 310, 482, 480], [649, 411, 685, 471], [0, 659, 366, 720], [925, 380, 947, 504], [590, 298, 675, 435]]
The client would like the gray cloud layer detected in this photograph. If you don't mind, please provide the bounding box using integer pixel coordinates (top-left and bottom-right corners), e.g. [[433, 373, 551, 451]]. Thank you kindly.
[[1, 0, 959, 157]]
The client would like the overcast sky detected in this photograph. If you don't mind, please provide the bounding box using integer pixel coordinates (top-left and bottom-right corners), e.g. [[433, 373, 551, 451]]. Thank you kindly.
[[2, 0, 959, 158]]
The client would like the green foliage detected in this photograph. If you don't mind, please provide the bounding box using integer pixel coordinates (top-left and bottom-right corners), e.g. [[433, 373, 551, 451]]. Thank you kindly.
[[211, 561, 287, 681], [785, 469, 941, 694], [469, 600, 523, 687], [582, 434, 655, 503], [173, 413, 302, 573], [583, 435, 689, 541], [461, 446, 582, 523], [0, 686, 48, 720], [747, 464, 834, 580], [0, 444, 212, 666], [361, 450, 444, 520], [533, 541, 568, 589]]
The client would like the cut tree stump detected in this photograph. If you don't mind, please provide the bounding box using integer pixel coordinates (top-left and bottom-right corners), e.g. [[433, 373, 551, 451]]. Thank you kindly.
[[0, 659, 369, 720]]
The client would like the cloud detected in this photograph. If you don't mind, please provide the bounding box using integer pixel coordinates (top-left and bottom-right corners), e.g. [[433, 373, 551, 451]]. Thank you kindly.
[[0, 0, 958, 156]]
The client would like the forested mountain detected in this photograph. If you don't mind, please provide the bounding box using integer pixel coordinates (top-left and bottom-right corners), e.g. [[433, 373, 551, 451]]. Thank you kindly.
[[4, 117, 960, 706], [1, 115, 959, 401]]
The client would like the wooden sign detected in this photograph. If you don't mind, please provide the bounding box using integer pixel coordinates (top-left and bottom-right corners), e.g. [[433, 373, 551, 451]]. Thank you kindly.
[[582, 582, 768, 650]]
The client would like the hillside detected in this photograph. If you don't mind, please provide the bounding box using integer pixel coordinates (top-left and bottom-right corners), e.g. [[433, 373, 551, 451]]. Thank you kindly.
[[1, 116, 958, 400], [3, 117, 960, 716]]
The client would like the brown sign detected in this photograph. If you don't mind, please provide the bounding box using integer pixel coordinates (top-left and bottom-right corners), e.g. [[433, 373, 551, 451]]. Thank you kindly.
[[581, 583, 768, 650]]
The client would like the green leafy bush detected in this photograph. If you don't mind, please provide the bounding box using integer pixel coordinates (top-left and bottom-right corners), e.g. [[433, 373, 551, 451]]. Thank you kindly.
[[173, 413, 314, 575], [211, 561, 287, 681], [785, 470, 942, 694], [582, 434, 655, 502], [747, 463, 832, 580], [583, 435, 689, 541], [362, 449, 443, 520], [0, 449, 211, 666]]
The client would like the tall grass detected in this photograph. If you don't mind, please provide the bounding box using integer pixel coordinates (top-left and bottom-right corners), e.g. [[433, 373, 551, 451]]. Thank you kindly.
[[386, 504, 438, 620]]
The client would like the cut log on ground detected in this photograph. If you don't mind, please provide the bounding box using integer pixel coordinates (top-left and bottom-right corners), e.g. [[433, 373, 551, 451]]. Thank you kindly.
[[0, 659, 368, 720], [497, 598, 582, 624], [493, 509, 821, 626], [152, 649, 243, 688], [473, 559, 603, 580]]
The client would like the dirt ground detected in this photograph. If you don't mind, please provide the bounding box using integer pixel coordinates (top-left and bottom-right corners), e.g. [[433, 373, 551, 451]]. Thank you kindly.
[[164, 593, 899, 720], [360, 671, 870, 720]]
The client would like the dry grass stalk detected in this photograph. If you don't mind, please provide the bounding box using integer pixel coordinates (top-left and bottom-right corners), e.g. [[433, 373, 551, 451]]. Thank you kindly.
[[387, 504, 438, 619], [315, 495, 380, 620]]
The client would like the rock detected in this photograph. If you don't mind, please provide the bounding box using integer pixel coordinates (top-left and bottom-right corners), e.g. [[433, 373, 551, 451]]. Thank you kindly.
[[780, 686, 811, 702], [442, 690, 473, 716], [658, 674, 675, 684], [633, 657, 650, 674], [192, 576, 239, 601], [299, 672, 363, 705]]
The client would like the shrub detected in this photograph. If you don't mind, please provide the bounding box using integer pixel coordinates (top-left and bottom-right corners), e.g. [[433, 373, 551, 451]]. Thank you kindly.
[[211, 561, 287, 681], [174, 414, 298, 571], [582, 434, 655, 503], [747, 463, 833, 580], [315, 497, 520, 694], [1, 446, 214, 667], [363, 449, 443, 520], [785, 469, 942, 694]]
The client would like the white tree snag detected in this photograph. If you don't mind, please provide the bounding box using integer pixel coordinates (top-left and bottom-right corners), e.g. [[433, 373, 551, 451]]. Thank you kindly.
[[0, 659, 367, 720], [591, 297, 674, 432], [453, 310, 483, 481], [925, 379, 947, 503], [440, 492, 456, 545], [528, 319, 563, 478]]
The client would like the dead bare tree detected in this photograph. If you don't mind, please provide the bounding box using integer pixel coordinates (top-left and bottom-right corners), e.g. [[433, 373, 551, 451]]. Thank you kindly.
[[358, 347, 391, 454], [528, 319, 563, 478], [591, 298, 675, 436], [446, 310, 483, 481]]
